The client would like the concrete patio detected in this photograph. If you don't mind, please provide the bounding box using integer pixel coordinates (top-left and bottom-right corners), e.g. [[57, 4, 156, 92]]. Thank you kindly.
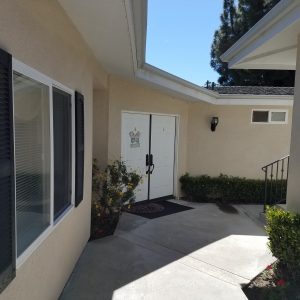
[[60, 201, 275, 300]]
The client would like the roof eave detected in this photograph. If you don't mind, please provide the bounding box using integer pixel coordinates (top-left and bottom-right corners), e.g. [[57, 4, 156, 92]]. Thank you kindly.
[[221, 0, 299, 65]]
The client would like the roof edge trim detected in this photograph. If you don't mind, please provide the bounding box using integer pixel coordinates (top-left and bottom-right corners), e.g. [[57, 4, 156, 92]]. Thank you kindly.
[[128, 0, 294, 106]]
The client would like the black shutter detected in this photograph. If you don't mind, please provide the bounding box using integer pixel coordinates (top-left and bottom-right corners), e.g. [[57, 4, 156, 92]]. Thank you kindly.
[[75, 91, 84, 207], [0, 49, 16, 292]]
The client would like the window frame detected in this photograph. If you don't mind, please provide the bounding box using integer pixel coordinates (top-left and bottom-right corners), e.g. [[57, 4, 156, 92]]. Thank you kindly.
[[52, 85, 75, 224], [12, 58, 76, 268], [251, 109, 288, 125]]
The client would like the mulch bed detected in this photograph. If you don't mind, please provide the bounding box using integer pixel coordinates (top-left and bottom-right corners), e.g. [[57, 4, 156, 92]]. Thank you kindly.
[[243, 262, 300, 300], [90, 213, 120, 241], [123, 200, 193, 219]]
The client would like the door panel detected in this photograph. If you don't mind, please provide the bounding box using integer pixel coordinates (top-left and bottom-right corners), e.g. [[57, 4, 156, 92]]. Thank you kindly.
[[121, 113, 149, 202], [150, 115, 176, 199]]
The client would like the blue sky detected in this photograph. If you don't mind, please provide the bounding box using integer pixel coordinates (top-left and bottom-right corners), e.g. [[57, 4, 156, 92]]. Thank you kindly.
[[146, 0, 224, 86]]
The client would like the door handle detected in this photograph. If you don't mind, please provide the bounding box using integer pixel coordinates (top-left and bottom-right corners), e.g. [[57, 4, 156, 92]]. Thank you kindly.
[[146, 154, 150, 174], [149, 154, 155, 174], [150, 163, 155, 174]]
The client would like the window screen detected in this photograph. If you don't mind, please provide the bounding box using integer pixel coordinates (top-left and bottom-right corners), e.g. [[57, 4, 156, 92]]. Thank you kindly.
[[271, 111, 286, 122], [53, 88, 72, 220], [252, 111, 269, 123], [14, 72, 51, 256]]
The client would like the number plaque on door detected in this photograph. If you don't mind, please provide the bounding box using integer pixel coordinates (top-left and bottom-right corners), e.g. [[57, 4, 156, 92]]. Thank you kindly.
[[129, 128, 140, 148]]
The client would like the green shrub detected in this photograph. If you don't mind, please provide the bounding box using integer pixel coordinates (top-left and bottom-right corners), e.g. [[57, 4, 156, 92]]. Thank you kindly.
[[180, 173, 285, 204], [266, 207, 300, 280], [91, 159, 142, 239]]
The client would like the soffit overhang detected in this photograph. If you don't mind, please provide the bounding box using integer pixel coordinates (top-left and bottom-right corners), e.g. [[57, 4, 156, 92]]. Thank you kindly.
[[221, 0, 300, 70], [58, 0, 293, 105]]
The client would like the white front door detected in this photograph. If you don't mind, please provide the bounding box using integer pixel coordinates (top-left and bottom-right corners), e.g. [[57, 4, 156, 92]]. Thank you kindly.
[[121, 112, 149, 202], [150, 115, 176, 199], [121, 112, 176, 202]]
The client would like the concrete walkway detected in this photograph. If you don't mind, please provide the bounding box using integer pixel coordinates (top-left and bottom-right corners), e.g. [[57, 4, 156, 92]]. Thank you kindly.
[[60, 201, 275, 300]]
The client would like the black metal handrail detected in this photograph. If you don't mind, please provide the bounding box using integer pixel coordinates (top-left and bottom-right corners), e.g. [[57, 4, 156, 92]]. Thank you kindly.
[[262, 155, 290, 212]]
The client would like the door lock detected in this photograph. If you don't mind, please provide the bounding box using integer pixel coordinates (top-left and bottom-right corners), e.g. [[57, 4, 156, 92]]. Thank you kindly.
[[146, 154, 150, 174]]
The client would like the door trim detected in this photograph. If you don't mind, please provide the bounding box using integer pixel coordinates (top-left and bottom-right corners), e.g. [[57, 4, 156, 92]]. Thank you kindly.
[[121, 110, 179, 200]]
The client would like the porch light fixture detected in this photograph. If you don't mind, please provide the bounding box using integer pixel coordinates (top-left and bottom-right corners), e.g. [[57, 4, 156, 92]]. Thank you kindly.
[[211, 117, 219, 132]]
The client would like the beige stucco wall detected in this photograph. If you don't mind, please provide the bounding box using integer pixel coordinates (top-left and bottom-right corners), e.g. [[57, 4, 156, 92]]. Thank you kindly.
[[93, 89, 109, 170], [0, 1, 107, 299], [0, 1, 294, 298], [107, 75, 189, 197], [102, 75, 292, 198], [287, 37, 300, 213], [187, 103, 292, 179]]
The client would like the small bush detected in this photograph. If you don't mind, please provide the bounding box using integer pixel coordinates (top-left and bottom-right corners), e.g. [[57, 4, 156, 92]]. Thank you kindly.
[[266, 207, 300, 280], [91, 159, 142, 239], [180, 173, 267, 204]]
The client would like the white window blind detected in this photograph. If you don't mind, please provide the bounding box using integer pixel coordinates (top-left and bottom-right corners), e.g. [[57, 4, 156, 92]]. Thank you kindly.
[[271, 111, 286, 122], [13, 72, 51, 256]]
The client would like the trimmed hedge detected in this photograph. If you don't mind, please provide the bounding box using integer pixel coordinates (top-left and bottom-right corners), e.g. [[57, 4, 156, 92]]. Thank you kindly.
[[266, 207, 300, 280], [180, 173, 283, 204]]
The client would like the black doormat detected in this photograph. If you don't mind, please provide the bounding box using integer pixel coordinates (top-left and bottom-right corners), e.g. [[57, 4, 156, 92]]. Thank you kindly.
[[124, 200, 193, 219]]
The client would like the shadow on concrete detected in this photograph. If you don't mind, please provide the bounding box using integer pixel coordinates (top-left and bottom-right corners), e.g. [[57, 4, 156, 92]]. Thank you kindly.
[[59, 202, 272, 300], [216, 201, 239, 214]]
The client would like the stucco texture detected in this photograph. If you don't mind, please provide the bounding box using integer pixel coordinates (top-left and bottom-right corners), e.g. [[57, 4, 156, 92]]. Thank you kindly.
[[93, 89, 109, 170], [0, 1, 295, 299], [92, 75, 293, 200], [0, 1, 107, 299], [187, 103, 292, 179], [106, 75, 189, 197]]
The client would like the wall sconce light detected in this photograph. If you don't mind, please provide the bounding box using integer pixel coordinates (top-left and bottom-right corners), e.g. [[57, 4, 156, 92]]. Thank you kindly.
[[211, 117, 219, 132]]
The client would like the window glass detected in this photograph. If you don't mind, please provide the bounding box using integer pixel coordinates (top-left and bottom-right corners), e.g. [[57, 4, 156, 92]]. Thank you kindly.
[[252, 111, 269, 123], [53, 88, 72, 219], [13, 72, 50, 256], [271, 111, 286, 122]]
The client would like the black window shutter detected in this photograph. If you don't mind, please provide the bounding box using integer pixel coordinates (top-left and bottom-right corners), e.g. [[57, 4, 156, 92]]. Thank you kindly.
[[0, 48, 16, 292], [75, 91, 84, 207]]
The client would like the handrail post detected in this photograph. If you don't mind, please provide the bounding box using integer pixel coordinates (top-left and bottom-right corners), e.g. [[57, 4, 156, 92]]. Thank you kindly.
[[280, 159, 285, 203], [263, 167, 268, 213]]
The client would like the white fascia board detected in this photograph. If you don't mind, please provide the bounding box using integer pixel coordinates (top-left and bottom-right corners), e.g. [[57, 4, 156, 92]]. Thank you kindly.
[[124, 0, 138, 74], [136, 67, 294, 106], [142, 64, 217, 97], [216, 94, 293, 106], [129, 0, 148, 70], [221, 0, 300, 65], [135, 67, 218, 104], [228, 61, 296, 70]]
